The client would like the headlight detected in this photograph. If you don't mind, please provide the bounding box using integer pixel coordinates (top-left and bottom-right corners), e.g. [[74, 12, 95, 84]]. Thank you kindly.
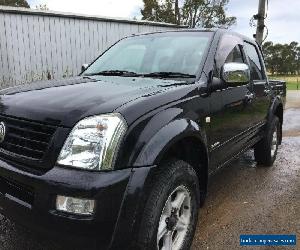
[[57, 113, 127, 171]]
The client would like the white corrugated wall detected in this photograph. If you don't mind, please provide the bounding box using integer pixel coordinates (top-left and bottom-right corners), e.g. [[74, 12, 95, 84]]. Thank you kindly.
[[0, 6, 182, 88]]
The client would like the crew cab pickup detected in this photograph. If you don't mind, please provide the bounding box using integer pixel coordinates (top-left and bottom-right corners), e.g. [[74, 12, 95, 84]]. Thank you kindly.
[[0, 29, 285, 250]]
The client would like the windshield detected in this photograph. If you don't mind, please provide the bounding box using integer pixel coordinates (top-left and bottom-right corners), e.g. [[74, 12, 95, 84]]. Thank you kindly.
[[83, 32, 212, 77]]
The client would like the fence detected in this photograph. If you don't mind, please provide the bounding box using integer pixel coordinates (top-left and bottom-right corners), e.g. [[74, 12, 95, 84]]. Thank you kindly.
[[0, 6, 182, 88]]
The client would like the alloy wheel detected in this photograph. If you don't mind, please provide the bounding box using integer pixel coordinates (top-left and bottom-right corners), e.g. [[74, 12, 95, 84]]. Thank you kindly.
[[157, 185, 192, 250]]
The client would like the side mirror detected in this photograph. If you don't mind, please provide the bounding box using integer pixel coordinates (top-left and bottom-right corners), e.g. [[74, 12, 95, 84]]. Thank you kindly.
[[81, 64, 89, 73], [221, 62, 250, 87]]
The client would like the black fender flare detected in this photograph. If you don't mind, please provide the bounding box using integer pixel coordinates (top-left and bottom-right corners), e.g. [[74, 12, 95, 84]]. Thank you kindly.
[[267, 95, 283, 124], [133, 118, 209, 167], [267, 95, 284, 144]]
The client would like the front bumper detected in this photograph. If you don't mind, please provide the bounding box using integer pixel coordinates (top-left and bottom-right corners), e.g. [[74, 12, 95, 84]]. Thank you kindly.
[[0, 159, 154, 249]]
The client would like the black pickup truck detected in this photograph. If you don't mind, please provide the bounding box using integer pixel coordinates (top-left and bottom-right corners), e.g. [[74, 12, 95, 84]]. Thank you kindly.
[[0, 29, 285, 249]]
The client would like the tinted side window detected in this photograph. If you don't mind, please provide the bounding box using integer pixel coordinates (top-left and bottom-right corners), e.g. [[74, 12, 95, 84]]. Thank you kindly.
[[214, 45, 244, 81], [214, 35, 244, 79], [213, 45, 246, 88], [225, 45, 244, 63], [244, 42, 264, 80], [215, 34, 244, 70]]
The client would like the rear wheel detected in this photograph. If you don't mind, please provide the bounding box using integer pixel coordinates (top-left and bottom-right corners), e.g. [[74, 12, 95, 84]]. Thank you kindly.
[[136, 160, 199, 250], [254, 116, 280, 166]]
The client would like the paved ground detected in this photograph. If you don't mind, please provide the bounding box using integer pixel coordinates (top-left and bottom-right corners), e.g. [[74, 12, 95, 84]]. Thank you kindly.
[[0, 91, 299, 250]]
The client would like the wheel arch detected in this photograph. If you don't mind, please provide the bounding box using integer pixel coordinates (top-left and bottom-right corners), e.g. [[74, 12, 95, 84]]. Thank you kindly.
[[274, 102, 283, 125], [269, 97, 284, 144], [133, 118, 209, 206], [269, 97, 283, 122], [159, 136, 209, 206]]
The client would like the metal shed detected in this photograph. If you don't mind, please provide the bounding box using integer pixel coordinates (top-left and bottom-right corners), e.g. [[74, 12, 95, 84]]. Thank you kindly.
[[0, 6, 182, 87]]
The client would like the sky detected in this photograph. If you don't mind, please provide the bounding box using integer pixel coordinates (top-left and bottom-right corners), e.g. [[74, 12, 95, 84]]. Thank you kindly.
[[227, 0, 300, 44], [28, 0, 299, 44]]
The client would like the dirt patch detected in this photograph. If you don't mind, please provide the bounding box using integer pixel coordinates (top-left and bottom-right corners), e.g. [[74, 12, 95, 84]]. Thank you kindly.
[[192, 138, 300, 250]]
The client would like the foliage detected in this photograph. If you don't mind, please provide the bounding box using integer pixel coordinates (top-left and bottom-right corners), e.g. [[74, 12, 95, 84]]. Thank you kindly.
[[263, 41, 300, 75], [141, 0, 236, 28], [35, 3, 49, 11], [0, 0, 30, 8]]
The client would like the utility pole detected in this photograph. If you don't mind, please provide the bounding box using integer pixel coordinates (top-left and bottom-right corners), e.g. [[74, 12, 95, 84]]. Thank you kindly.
[[175, 0, 180, 25], [255, 0, 267, 45]]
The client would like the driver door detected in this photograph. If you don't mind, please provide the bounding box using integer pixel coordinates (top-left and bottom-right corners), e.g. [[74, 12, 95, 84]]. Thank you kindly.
[[209, 35, 254, 171]]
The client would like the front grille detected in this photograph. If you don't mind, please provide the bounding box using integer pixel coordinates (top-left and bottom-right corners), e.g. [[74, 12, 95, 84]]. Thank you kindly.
[[0, 115, 56, 161]]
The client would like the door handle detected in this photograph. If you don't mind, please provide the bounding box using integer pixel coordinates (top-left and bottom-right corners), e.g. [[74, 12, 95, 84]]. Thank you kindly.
[[245, 93, 254, 103], [264, 89, 271, 95]]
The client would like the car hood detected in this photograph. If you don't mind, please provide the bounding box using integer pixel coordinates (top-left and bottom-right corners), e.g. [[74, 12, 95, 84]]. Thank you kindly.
[[0, 76, 187, 127]]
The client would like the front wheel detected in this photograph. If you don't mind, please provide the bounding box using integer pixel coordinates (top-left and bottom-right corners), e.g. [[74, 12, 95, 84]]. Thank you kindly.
[[254, 116, 280, 166], [136, 160, 200, 250]]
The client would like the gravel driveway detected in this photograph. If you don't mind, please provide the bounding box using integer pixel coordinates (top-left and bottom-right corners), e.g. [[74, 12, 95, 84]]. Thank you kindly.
[[0, 91, 299, 250]]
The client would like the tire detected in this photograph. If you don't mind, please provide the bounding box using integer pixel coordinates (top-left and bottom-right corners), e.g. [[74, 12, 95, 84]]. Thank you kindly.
[[254, 116, 280, 167], [136, 160, 200, 250]]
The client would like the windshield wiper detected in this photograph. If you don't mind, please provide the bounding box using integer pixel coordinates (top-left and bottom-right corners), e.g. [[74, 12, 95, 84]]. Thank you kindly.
[[84, 70, 142, 77], [84, 70, 196, 79], [143, 72, 196, 78]]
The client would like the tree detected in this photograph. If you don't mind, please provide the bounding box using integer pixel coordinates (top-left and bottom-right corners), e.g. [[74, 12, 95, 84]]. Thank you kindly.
[[141, 0, 236, 28], [0, 0, 30, 8], [263, 41, 300, 75], [141, 0, 160, 22], [35, 3, 49, 11]]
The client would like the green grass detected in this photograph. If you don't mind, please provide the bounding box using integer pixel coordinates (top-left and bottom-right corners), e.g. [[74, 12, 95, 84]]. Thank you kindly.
[[268, 75, 300, 91], [286, 82, 300, 90]]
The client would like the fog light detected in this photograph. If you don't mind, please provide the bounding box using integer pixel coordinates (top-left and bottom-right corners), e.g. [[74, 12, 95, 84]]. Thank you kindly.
[[56, 195, 95, 215]]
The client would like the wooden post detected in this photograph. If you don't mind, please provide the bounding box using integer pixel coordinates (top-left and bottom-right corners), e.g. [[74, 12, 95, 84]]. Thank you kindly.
[[255, 0, 267, 45]]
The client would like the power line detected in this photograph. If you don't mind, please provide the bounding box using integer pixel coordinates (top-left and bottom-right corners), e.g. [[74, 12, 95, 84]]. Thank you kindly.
[[262, 25, 269, 43]]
